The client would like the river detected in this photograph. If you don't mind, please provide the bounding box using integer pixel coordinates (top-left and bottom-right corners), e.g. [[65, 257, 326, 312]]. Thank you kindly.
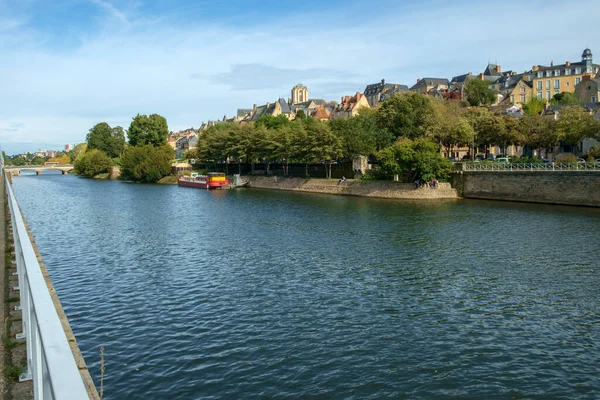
[[11, 174, 600, 399]]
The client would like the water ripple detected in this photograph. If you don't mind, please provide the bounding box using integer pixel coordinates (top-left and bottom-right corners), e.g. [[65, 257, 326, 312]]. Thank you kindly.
[[11, 176, 600, 399]]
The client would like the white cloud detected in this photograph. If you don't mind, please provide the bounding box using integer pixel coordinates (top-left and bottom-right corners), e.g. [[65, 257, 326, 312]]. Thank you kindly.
[[1, 0, 600, 153]]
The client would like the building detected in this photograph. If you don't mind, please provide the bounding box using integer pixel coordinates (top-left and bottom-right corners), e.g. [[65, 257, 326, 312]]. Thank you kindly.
[[531, 48, 600, 101], [574, 74, 600, 104], [490, 73, 534, 106], [410, 77, 450, 95], [363, 79, 409, 107], [248, 98, 295, 121], [64, 144, 72, 152], [311, 106, 330, 121], [291, 84, 309, 105], [329, 92, 370, 120]]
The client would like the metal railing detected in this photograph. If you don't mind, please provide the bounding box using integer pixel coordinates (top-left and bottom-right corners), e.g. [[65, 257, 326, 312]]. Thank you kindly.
[[5, 177, 90, 399], [463, 162, 600, 172]]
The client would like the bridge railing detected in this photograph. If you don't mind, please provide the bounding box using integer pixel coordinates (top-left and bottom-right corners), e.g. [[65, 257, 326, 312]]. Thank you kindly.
[[5, 176, 90, 399], [463, 162, 600, 172]]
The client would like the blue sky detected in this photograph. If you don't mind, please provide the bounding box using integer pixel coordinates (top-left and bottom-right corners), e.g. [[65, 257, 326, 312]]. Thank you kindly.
[[1, 0, 600, 154]]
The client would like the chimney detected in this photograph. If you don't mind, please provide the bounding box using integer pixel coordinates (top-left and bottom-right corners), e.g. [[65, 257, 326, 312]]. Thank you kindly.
[[341, 96, 344, 103], [582, 74, 592, 82], [417, 77, 421, 84], [253, 104, 257, 112], [266, 102, 270, 109], [550, 61, 554, 67], [566, 61, 571, 67], [468, 72, 472, 76], [355, 91, 361, 99], [381, 79, 385, 85], [479, 73, 484, 79], [394, 84, 398, 89], [532, 65, 539, 72], [496, 65, 501, 73]]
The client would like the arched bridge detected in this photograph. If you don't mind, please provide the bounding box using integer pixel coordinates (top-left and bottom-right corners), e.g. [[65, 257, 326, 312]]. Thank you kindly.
[[5, 165, 74, 176]]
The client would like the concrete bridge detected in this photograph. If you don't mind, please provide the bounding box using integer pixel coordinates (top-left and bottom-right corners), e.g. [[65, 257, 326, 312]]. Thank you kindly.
[[5, 164, 74, 176]]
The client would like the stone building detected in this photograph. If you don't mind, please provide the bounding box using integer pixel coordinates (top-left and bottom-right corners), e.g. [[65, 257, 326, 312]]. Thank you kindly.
[[291, 84, 309, 105], [363, 79, 408, 107], [531, 48, 600, 101], [329, 92, 370, 120], [410, 77, 450, 95], [574, 74, 600, 104]]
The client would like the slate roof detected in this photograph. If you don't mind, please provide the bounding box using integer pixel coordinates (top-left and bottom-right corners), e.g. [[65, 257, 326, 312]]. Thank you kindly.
[[364, 80, 409, 96], [410, 78, 449, 90], [534, 61, 600, 73]]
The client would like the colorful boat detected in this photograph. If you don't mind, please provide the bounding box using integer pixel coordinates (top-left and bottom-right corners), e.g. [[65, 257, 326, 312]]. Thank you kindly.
[[178, 172, 230, 190]]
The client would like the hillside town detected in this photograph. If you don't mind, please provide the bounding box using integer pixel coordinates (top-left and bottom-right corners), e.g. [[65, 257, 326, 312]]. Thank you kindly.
[[166, 47, 600, 161]]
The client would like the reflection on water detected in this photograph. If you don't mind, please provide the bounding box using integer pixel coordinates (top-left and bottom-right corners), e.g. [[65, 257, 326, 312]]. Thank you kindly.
[[11, 175, 600, 399]]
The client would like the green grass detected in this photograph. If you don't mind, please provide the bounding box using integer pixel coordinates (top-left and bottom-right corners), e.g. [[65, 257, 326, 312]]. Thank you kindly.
[[3, 365, 24, 382]]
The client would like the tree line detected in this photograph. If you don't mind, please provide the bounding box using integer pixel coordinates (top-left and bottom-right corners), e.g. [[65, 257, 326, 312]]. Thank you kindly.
[[196, 91, 600, 182]]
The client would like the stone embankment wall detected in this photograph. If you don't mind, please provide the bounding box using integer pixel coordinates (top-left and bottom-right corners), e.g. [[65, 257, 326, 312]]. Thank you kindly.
[[454, 171, 600, 207], [245, 177, 458, 199]]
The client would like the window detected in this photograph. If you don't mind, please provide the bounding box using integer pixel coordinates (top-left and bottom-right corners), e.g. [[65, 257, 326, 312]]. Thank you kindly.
[[510, 95, 514, 103], [546, 90, 551, 100], [593, 96, 597, 103], [537, 81, 542, 90], [520, 94, 526, 103], [537, 71, 543, 78], [554, 79, 560, 89], [586, 67, 592, 73], [520, 86, 526, 92], [554, 89, 560, 95], [554, 70, 560, 76], [546, 71, 552, 77], [546, 80, 551, 89], [565, 69, 571, 75], [575, 67, 581, 74], [537, 91, 543, 99], [576, 77, 581, 85], [566, 82, 570, 87]]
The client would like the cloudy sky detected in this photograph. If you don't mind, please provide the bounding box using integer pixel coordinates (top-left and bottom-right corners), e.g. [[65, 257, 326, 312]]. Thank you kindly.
[[1, 0, 600, 154]]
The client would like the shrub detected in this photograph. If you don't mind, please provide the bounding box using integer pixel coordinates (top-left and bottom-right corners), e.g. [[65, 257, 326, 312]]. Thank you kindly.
[[74, 149, 111, 177], [121, 145, 174, 183]]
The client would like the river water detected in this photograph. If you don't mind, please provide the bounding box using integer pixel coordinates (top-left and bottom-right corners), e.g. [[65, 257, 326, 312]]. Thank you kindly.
[[11, 174, 600, 399]]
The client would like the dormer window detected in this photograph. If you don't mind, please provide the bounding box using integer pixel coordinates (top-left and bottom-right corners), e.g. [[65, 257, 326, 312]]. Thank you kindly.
[[565, 69, 571, 75], [554, 70, 560, 76], [575, 67, 581, 74], [546, 71, 552, 77], [537, 72, 543, 78]]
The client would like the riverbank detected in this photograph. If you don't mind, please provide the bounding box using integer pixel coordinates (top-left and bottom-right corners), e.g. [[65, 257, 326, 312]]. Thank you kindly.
[[245, 176, 458, 199]]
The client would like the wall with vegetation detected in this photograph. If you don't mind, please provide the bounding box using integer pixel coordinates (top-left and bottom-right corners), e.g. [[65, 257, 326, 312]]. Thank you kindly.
[[246, 177, 458, 200], [454, 171, 600, 207]]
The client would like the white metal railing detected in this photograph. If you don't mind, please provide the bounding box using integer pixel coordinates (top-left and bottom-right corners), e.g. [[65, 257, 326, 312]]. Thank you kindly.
[[5, 176, 90, 399], [463, 162, 600, 172]]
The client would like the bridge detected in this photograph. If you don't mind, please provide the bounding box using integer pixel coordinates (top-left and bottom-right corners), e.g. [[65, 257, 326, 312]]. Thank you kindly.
[[5, 165, 74, 176]]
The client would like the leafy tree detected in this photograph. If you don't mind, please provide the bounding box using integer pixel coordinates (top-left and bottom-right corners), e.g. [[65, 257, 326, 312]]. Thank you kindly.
[[67, 143, 87, 163], [127, 114, 169, 147], [429, 101, 474, 157], [554, 106, 599, 145], [522, 97, 546, 116], [73, 149, 111, 177], [464, 79, 497, 106], [86, 122, 126, 158], [376, 138, 453, 182], [376, 92, 434, 139], [294, 109, 307, 120], [31, 156, 47, 165], [254, 114, 290, 130], [121, 145, 174, 183], [518, 115, 559, 156], [551, 92, 580, 106], [48, 154, 71, 164]]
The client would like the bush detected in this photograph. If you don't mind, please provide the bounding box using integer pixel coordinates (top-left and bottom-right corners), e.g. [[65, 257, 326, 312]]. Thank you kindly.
[[554, 153, 577, 163], [121, 145, 174, 183], [74, 149, 111, 177], [512, 156, 542, 164]]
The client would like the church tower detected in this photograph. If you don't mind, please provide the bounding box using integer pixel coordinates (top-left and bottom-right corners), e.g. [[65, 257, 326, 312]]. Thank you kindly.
[[291, 84, 308, 105]]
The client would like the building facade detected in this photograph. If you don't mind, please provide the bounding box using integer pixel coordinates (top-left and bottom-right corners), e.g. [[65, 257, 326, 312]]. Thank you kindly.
[[531, 48, 600, 101], [329, 92, 370, 120], [291, 84, 309, 105]]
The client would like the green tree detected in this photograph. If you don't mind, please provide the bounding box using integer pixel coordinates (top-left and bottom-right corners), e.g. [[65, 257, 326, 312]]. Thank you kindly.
[[554, 106, 598, 146], [121, 144, 174, 183], [551, 92, 580, 105], [518, 115, 559, 156], [86, 122, 126, 158], [376, 138, 453, 182], [254, 114, 291, 130], [429, 101, 474, 157], [294, 109, 307, 120], [464, 79, 497, 106], [67, 143, 87, 163], [376, 92, 434, 139], [73, 149, 111, 177], [522, 97, 546, 116], [127, 114, 169, 147]]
